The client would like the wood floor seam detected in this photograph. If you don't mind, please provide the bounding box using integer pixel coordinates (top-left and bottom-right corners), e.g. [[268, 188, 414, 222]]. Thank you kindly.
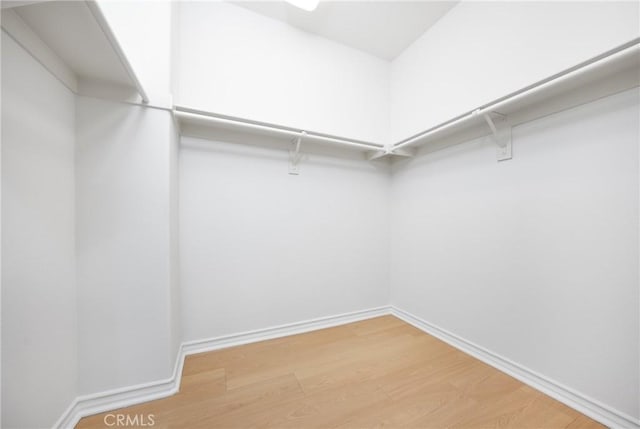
[[292, 372, 308, 397]]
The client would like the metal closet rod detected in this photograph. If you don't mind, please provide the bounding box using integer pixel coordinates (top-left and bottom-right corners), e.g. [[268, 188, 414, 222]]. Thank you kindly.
[[393, 38, 640, 152], [174, 107, 385, 152]]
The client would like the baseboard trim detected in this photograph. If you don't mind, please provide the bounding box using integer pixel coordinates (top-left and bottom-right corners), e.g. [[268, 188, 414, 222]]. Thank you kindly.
[[390, 306, 640, 429], [56, 304, 637, 429], [54, 377, 180, 429], [54, 306, 391, 428], [181, 306, 391, 356]]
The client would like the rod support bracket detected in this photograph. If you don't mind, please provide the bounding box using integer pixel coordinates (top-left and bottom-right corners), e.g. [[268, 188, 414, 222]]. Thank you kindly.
[[289, 131, 306, 175], [482, 111, 512, 161]]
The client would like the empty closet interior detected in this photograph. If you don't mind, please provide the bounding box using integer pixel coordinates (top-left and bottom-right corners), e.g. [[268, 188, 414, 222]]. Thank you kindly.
[[1, 1, 639, 428]]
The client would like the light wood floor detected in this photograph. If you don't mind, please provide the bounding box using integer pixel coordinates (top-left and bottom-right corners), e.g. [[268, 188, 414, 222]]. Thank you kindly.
[[77, 316, 603, 429]]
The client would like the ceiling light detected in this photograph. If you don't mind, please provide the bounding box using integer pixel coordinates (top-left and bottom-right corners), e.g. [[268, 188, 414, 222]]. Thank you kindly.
[[285, 0, 319, 12]]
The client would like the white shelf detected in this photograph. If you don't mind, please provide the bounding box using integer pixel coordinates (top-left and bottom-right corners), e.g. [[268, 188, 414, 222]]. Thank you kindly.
[[174, 106, 387, 157], [1, 0, 148, 103], [174, 39, 638, 163], [389, 39, 640, 158], [7, 3, 632, 161]]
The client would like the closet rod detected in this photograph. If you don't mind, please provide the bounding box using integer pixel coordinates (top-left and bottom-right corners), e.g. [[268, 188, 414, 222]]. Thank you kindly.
[[393, 38, 640, 152], [174, 108, 385, 152]]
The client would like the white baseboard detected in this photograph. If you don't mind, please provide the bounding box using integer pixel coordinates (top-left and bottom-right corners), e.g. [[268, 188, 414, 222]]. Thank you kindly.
[[54, 378, 179, 429], [54, 306, 391, 428], [54, 347, 185, 429], [55, 304, 637, 429], [181, 306, 391, 356], [390, 306, 640, 429]]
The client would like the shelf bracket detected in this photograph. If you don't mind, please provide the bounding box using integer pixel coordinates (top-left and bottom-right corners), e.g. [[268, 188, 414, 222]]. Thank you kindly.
[[482, 111, 512, 161], [367, 147, 416, 161], [289, 131, 306, 175]]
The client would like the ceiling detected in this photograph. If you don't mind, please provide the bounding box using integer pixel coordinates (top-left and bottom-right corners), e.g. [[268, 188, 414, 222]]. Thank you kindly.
[[230, 1, 458, 61]]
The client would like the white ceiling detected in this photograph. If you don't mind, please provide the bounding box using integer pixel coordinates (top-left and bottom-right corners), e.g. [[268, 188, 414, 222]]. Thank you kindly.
[[230, 1, 458, 61]]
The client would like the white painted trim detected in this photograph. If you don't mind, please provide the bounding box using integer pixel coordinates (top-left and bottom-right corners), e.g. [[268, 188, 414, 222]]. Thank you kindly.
[[182, 306, 391, 355], [53, 352, 185, 429], [55, 304, 637, 429], [53, 306, 391, 428], [390, 306, 640, 429]]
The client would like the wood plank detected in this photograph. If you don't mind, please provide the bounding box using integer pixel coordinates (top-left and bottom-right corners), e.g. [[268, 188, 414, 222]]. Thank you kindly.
[[76, 316, 605, 429]]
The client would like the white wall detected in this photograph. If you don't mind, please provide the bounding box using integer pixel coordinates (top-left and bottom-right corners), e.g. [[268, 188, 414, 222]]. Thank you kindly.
[[1, 2, 638, 426], [175, 1, 389, 144], [390, 1, 640, 142], [390, 88, 640, 420], [1, 33, 77, 428], [180, 137, 390, 342], [75, 96, 177, 394]]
